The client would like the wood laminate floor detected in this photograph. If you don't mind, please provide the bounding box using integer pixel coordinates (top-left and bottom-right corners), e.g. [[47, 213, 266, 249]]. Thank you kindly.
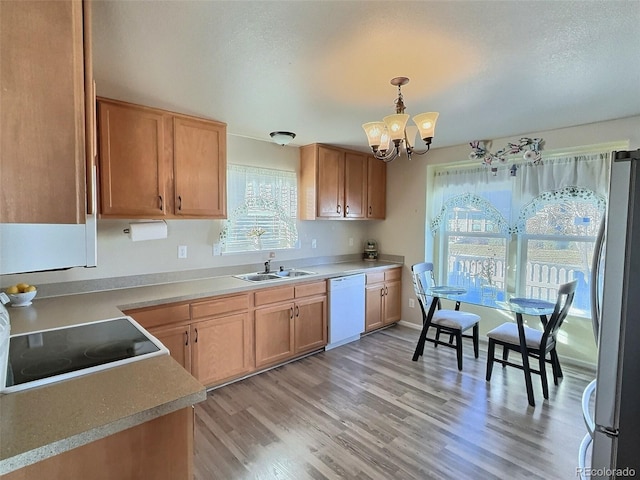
[[194, 325, 595, 480]]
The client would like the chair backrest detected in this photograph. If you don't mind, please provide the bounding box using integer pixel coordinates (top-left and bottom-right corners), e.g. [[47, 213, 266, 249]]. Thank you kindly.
[[411, 262, 436, 304], [541, 280, 578, 347]]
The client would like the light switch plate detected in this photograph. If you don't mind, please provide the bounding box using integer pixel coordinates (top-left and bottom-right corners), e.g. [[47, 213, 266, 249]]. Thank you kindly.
[[213, 243, 221, 256], [178, 245, 187, 259]]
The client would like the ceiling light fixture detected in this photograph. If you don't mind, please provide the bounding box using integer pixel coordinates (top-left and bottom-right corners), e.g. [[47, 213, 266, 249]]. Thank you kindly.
[[270, 131, 296, 146], [362, 77, 439, 163]]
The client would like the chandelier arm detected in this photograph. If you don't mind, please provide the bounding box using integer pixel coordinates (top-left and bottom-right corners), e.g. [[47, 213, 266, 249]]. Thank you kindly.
[[405, 144, 431, 157], [372, 144, 400, 162]]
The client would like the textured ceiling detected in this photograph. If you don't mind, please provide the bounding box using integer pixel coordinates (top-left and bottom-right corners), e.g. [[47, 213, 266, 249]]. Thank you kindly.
[[92, 1, 640, 153]]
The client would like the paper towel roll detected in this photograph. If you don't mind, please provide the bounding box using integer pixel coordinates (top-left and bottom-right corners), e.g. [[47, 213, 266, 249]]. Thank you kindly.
[[128, 221, 168, 242]]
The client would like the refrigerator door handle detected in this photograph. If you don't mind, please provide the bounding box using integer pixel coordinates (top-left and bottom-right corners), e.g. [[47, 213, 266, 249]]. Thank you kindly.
[[590, 218, 606, 344], [578, 432, 593, 480], [582, 379, 597, 437]]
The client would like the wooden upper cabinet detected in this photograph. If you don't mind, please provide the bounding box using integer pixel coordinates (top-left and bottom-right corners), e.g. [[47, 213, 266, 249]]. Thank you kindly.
[[0, 0, 88, 224], [344, 152, 367, 219], [98, 101, 166, 217], [96, 97, 227, 219], [316, 146, 344, 218], [299, 144, 384, 220], [367, 156, 386, 219], [173, 116, 226, 217]]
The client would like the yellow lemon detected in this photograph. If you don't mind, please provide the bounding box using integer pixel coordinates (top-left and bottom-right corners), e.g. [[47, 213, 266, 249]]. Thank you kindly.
[[16, 283, 30, 292], [6, 285, 18, 294], [25, 285, 36, 293]]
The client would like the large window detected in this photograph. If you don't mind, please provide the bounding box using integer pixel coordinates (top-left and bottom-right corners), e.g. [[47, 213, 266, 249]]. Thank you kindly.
[[220, 165, 298, 254], [430, 149, 612, 317]]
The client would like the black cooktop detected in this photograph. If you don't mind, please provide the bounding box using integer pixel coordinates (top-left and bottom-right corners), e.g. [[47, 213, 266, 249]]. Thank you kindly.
[[5, 317, 165, 392]]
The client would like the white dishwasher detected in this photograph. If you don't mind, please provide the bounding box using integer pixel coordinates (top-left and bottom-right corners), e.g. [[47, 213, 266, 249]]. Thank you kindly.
[[326, 274, 365, 350]]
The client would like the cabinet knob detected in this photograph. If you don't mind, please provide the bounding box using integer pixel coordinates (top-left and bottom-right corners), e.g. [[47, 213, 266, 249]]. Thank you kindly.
[[178, 195, 182, 211], [159, 195, 163, 211]]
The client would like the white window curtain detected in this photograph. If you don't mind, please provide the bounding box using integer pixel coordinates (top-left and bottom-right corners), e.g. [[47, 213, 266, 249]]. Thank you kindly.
[[221, 164, 298, 253], [431, 150, 611, 232]]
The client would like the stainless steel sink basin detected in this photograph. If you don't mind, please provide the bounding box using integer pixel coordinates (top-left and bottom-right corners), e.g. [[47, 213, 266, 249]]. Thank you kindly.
[[234, 269, 317, 282], [235, 273, 282, 282], [275, 269, 316, 277]]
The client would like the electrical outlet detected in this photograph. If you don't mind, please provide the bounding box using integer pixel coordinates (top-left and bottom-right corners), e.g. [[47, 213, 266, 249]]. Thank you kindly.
[[311, 239, 317, 249], [178, 245, 187, 259], [269, 251, 276, 259], [409, 298, 415, 308], [349, 237, 354, 246], [212, 243, 221, 256]]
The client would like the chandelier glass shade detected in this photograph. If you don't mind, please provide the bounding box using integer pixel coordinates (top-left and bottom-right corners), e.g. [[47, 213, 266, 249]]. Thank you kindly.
[[362, 77, 439, 162]]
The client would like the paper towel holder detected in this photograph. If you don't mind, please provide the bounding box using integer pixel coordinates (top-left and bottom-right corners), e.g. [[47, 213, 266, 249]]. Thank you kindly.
[[123, 220, 168, 241]]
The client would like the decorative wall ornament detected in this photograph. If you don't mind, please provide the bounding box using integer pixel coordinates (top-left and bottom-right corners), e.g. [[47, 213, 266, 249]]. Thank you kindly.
[[469, 137, 545, 166]]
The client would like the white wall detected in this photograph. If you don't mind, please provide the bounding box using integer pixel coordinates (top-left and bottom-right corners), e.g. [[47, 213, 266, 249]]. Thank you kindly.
[[368, 115, 640, 367], [2, 135, 370, 287]]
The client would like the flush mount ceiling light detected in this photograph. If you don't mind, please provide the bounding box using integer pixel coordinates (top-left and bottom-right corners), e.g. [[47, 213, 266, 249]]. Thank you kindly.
[[269, 131, 296, 146], [362, 77, 439, 163]]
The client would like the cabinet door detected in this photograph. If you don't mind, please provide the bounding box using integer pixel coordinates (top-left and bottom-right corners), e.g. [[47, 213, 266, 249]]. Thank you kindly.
[[344, 152, 367, 219], [149, 324, 191, 372], [1, 0, 86, 224], [365, 284, 384, 332], [294, 296, 327, 353], [191, 312, 252, 387], [255, 302, 295, 368], [316, 146, 345, 218], [367, 156, 386, 219], [98, 100, 167, 217], [383, 280, 402, 325], [173, 116, 226, 218]]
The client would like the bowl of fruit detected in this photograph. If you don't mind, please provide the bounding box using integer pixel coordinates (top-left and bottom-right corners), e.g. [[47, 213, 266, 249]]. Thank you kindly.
[[5, 283, 37, 307]]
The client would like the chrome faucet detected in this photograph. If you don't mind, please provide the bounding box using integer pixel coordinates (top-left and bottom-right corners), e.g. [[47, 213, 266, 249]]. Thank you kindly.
[[264, 260, 271, 273]]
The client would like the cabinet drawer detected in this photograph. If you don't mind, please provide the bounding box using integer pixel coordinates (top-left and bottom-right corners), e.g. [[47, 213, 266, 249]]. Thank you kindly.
[[295, 281, 327, 298], [366, 272, 384, 285], [191, 293, 249, 319], [127, 303, 190, 329], [254, 286, 295, 306], [384, 268, 401, 282]]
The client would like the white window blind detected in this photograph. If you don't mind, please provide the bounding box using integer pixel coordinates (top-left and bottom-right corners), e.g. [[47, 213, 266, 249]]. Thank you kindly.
[[220, 164, 298, 254]]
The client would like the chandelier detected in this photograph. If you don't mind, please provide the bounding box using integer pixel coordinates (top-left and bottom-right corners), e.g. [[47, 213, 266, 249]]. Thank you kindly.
[[362, 77, 439, 162]]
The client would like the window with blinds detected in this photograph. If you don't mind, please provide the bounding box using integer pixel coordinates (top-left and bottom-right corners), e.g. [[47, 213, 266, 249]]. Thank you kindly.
[[220, 164, 298, 253]]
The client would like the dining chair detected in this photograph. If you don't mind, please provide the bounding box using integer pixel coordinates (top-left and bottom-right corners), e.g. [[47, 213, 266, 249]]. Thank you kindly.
[[485, 279, 577, 401], [411, 262, 480, 370]]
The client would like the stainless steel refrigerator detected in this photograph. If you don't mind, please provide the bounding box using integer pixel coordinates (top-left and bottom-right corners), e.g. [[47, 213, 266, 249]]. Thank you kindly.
[[579, 149, 640, 479]]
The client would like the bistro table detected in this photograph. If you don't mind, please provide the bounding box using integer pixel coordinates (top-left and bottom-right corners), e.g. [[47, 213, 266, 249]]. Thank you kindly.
[[412, 286, 556, 406]]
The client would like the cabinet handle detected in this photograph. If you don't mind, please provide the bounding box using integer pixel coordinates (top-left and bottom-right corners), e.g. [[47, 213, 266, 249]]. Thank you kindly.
[[185, 330, 189, 346], [159, 195, 163, 211], [337, 204, 342, 214], [380, 288, 384, 297], [345, 205, 350, 215], [295, 305, 300, 317], [194, 327, 198, 343], [178, 195, 182, 211], [385, 286, 388, 296], [290, 307, 294, 319], [369, 206, 372, 216]]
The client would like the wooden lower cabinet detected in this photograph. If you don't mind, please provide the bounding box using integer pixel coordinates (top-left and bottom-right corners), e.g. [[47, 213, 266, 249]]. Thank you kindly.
[[149, 323, 191, 372], [365, 268, 402, 332], [254, 280, 328, 369], [191, 312, 252, 386], [5, 408, 194, 480], [255, 302, 295, 368]]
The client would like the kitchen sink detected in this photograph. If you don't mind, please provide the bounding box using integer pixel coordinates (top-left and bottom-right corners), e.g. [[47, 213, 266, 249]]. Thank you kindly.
[[234, 269, 317, 282], [275, 269, 316, 277], [235, 273, 282, 282]]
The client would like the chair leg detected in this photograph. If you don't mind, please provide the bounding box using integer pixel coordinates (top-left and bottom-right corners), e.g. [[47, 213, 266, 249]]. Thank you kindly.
[[550, 349, 563, 384], [449, 333, 455, 345], [455, 331, 463, 371], [434, 328, 441, 348], [486, 339, 496, 381], [502, 347, 509, 367], [472, 324, 479, 358], [539, 353, 549, 399]]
